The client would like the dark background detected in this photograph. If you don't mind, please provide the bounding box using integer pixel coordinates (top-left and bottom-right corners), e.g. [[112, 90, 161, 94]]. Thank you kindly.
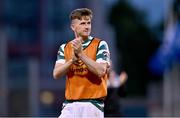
[[0, 0, 180, 117]]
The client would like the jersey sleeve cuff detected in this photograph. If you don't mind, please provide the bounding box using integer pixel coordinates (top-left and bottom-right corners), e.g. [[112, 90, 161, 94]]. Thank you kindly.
[[96, 60, 110, 66], [56, 60, 65, 64]]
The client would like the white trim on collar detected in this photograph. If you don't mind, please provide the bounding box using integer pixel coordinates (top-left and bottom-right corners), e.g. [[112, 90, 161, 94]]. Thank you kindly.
[[88, 36, 93, 40]]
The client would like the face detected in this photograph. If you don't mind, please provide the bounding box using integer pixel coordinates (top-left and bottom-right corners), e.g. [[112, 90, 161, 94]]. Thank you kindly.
[[71, 16, 91, 38]]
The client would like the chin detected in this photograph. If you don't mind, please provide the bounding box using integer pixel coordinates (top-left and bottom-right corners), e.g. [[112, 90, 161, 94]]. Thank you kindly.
[[82, 36, 89, 39], [81, 34, 89, 38]]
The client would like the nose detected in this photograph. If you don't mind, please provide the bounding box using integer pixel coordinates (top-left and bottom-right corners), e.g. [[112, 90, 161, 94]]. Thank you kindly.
[[85, 23, 90, 29]]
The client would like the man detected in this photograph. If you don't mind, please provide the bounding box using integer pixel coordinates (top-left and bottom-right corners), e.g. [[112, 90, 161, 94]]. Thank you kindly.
[[105, 62, 128, 117], [53, 8, 110, 118]]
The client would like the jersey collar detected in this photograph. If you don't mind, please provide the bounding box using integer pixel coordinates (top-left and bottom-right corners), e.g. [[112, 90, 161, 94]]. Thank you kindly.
[[82, 36, 93, 44]]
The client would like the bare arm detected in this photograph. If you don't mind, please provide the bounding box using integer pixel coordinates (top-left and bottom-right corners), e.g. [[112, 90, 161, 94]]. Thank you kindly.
[[53, 59, 73, 79], [78, 52, 108, 78], [53, 45, 78, 80], [71, 38, 108, 78]]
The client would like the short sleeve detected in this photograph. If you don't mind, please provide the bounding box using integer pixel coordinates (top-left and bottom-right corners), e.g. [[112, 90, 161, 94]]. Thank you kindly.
[[96, 40, 110, 66], [56, 43, 66, 64]]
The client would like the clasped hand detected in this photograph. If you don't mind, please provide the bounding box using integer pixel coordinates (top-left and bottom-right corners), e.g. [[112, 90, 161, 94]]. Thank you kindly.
[[71, 37, 83, 57]]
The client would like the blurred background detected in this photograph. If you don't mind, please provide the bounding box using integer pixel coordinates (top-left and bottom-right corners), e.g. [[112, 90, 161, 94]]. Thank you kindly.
[[0, 0, 180, 117]]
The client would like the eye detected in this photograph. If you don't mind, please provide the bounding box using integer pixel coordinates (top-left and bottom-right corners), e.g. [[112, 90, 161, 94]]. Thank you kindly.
[[87, 22, 91, 24], [80, 22, 85, 25]]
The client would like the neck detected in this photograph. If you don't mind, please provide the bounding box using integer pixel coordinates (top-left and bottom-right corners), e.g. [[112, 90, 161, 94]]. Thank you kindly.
[[81, 36, 89, 41]]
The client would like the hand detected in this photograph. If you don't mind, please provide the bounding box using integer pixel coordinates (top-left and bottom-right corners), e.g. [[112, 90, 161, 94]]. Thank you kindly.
[[119, 71, 128, 85], [72, 51, 78, 63], [71, 37, 83, 56]]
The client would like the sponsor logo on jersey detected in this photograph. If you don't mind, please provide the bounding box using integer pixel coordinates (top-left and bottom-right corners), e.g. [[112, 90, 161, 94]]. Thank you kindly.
[[70, 59, 88, 75]]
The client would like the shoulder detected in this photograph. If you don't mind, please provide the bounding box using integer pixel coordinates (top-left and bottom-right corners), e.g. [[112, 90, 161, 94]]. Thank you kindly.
[[98, 40, 109, 52], [58, 43, 66, 51], [58, 39, 72, 49], [93, 37, 109, 47], [99, 40, 108, 47], [60, 43, 66, 48]]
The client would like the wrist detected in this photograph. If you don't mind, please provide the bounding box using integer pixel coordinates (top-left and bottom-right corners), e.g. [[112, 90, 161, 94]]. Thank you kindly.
[[77, 52, 83, 58], [69, 59, 74, 64]]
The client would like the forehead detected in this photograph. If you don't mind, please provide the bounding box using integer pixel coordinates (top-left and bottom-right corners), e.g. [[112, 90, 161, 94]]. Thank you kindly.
[[72, 16, 91, 24]]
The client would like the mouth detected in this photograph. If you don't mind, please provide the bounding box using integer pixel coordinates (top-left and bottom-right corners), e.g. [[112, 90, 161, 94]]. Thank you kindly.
[[83, 30, 89, 33]]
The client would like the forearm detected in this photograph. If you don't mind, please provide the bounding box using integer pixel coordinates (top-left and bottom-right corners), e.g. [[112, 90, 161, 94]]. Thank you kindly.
[[53, 59, 73, 79], [78, 52, 107, 78]]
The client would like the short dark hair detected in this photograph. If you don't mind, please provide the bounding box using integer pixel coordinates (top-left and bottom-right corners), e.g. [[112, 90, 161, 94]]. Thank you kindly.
[[69, 8, 93, 21]]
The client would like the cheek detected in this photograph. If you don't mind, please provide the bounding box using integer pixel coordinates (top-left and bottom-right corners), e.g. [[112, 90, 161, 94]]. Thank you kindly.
[[88, 25, 91, 29], [78, 27, 84, 32], [89, 26, 91, 31], [76, 25, 81, 30]]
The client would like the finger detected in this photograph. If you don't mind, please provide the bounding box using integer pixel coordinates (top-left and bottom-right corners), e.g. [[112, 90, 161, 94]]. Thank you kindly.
[[77, 34, 83, 43], [71, 39, 79, 44], [74, 30, 80, 38], [77, 37, 82, 43], [72, 44, 78, 50], [74, 31, 83, 42], [72, 39, 82, 46], [71, 40, 78, 47], [75, 37, 83, 44]]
